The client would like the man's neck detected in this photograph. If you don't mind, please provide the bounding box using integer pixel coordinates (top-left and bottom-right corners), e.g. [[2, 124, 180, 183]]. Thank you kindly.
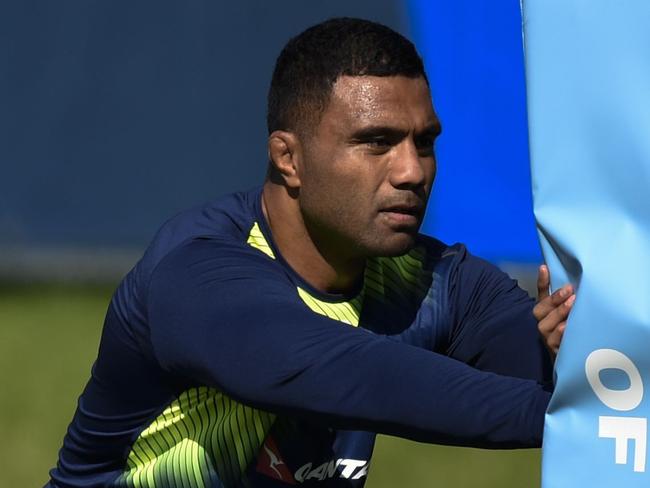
[[261, 182, 365, 295]]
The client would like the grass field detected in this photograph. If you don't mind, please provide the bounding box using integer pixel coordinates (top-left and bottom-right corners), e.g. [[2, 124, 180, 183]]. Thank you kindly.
[[0, 283, 541, 487]]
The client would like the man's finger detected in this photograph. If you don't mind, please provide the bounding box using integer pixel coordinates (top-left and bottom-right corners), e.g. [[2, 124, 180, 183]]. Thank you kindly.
[[537, 295, 575, 335], [546, 321, 567, 354], [537, 264, 550, 301], [533, 285, 574, 321], [550, 285, 574, 306]]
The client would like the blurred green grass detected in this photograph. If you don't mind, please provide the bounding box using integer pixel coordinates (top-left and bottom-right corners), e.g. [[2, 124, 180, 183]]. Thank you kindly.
[[0, 284, 540, 487]]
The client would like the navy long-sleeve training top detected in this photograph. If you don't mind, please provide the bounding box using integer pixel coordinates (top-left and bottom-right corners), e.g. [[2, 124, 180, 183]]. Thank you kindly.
[[48, 187, 552, 487]]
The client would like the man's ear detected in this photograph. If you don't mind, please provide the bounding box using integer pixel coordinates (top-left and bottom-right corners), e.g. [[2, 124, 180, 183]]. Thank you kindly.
[[268, 130, 302, 189]]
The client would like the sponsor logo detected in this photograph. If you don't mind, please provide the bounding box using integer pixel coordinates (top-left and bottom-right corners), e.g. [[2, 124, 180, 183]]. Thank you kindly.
[[294, 459, 369, 483], [256, 437, 295, 483]]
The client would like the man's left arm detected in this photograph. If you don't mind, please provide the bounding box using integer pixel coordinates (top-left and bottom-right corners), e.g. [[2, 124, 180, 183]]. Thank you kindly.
[[445, 252, 572, 383]]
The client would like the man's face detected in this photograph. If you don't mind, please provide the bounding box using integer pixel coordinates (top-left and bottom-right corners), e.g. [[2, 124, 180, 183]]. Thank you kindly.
[[296, 75, 440, 259]]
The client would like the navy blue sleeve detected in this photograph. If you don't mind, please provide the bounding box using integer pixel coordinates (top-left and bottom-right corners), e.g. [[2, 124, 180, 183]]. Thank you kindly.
[[147, 238, 551, 448], [447, 249, 553, 384]]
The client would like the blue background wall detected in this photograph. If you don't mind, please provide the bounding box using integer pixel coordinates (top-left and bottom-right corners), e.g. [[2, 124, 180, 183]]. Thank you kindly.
[[1, 0, 539, 279], [411, 1, 539, 263]]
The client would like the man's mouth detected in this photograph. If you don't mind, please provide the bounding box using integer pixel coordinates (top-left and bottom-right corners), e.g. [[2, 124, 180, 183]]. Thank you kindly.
[[379, 204, 424, 227]]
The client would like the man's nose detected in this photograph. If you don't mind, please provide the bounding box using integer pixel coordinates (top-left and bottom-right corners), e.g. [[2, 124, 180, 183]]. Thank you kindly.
[[389, 139, 426, 189]]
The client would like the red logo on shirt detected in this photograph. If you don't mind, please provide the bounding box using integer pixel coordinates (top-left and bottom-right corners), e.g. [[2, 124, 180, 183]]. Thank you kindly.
[[256, 436, 296, 484]]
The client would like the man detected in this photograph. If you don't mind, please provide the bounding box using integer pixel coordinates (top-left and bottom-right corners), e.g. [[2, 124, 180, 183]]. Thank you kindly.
[[48, 17, 572, 487]]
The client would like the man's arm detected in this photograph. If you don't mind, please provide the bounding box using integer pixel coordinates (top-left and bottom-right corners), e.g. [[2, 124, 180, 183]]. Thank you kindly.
[[445, 251, 574, 382], [147, 238, 551, 448], [446, 250, 553, 383]]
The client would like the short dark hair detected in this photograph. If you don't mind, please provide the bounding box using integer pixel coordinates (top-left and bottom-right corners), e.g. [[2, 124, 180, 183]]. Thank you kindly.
[[267, 17, 427, 135]]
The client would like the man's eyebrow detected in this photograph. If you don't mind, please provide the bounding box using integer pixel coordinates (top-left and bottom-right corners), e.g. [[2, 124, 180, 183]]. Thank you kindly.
[[349, 126, 408, 141], [350, 122, 442, 141], [420, 122, 442, 137]]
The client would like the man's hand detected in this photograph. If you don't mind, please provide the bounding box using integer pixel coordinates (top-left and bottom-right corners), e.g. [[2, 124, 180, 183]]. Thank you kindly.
[[533, 264, 575, 359]]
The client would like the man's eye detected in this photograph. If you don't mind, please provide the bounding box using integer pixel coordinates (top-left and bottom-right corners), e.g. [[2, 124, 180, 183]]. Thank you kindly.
[[366, 138, 390, 149], [415, 137, 435, 155]]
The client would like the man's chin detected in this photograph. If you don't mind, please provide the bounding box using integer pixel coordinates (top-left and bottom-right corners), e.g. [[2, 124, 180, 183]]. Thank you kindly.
[[366, 232, 418, 258]]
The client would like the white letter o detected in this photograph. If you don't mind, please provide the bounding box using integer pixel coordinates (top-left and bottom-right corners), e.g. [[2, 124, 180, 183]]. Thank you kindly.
[[585, 348, 643, 412]]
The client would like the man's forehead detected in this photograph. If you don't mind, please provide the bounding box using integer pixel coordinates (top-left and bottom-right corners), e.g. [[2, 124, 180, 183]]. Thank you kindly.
[[328, 75, 436, 125]]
